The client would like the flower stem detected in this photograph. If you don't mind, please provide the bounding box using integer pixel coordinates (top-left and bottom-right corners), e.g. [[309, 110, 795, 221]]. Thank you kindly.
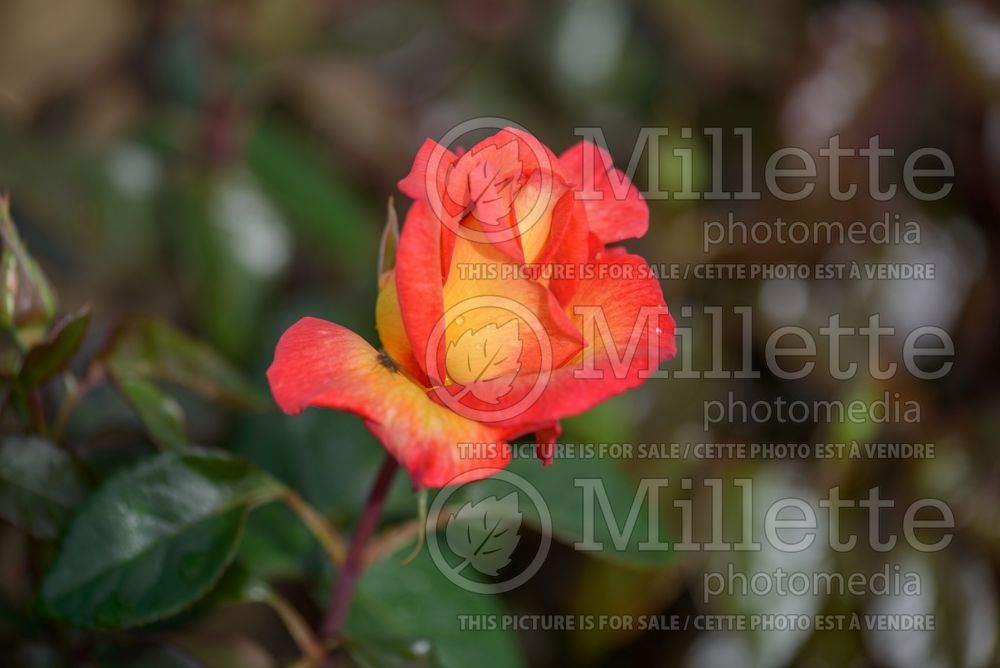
[[320, 454, 399, 640]]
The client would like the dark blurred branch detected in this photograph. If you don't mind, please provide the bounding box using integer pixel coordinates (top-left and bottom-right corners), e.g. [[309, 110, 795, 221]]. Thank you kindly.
[[284, 490, 347, 567]]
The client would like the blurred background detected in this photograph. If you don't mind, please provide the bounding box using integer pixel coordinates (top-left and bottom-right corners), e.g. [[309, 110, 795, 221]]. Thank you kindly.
[[0, 0, 999, 666]]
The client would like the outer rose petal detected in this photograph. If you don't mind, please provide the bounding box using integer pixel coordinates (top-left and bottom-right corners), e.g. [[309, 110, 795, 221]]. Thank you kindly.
[[397, 139, 457, 204], [543, 194, 589, 306], [454, 252, 675, 428], [267, 317, 515, 488], [395, 200, 447, 381], [560, 141, 648, 245]]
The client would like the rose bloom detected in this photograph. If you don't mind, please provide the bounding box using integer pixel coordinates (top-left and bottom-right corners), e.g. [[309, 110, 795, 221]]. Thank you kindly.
[[268, 129, 676, 488]]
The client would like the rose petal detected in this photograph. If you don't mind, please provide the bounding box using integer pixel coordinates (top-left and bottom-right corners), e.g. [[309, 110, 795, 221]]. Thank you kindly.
[[395, 200, 447, 382], [397, 138, 457, 204], [267, 317, 516, 488], [560, 141, 648, 245], [540, 193, 589, 306], [525, 252, 675, 422], [442, 233, 584, 378], [445, 252, 675, 427]]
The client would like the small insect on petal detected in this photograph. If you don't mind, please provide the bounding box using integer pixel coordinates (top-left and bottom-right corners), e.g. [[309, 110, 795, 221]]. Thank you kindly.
[[377, 349, 399, 372]]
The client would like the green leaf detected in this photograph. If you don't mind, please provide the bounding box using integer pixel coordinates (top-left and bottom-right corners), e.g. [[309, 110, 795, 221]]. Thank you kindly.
[[39, 447, 286, 629], [0, 198, 57, 332], [205, 561, 272, 606], [463, 457, 674, 568], [104, 317, 264, 410], [347, 547, 525, 668], [116, 376, 187, 450], [246, 120, 376, 275], [168, 169, 284, 357], [0, 436, 87, 539], [568, 558, 682, 659], [237, 503, 320, 580], [18, 307, 91, 388], [230, 409, 412, 519]]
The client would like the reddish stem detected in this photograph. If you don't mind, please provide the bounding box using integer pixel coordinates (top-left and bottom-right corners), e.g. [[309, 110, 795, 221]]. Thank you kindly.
[[320, 455, 399, 639]]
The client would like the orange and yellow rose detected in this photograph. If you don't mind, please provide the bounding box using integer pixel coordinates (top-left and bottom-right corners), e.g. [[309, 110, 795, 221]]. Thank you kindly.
[[268, 128, 676, 488]]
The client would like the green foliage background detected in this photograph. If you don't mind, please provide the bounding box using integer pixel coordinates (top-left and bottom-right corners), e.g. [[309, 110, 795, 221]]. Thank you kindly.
[[0, 0, 998, 666]]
